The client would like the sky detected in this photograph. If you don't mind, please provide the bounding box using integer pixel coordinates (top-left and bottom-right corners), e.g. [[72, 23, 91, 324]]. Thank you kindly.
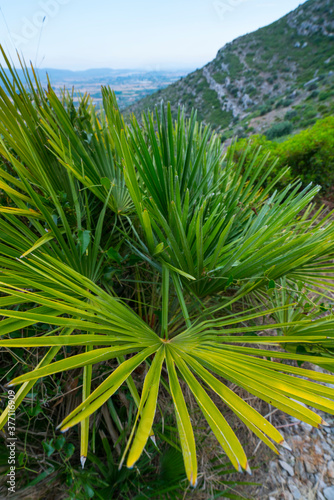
[[0, 0, 308, 71]]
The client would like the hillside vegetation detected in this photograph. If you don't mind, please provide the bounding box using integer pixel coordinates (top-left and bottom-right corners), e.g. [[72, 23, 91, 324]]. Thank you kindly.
[[227, 116, 334, 197], [128, 0, 334, 138]]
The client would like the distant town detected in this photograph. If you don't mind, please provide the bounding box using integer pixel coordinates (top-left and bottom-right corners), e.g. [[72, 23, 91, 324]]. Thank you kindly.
[[9, 67, 191, 109]]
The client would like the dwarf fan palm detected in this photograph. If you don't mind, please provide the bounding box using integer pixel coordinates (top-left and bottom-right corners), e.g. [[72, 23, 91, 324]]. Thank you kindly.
[[0, 54, 334, 486]]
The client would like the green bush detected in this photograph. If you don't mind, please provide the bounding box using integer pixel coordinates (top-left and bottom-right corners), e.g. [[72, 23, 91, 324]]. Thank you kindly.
[[258, 105, 272, 116], [277, 116, 334, 191], [285, 109, 298, 121], [265, 120, 293, 139], [303, 105, 318, 120], [224, 53, 244, 79], [212, 71, 227, 84], [225, 134, 291, 188], [318, 90, 334, 101], [228, 116, 334, 195]]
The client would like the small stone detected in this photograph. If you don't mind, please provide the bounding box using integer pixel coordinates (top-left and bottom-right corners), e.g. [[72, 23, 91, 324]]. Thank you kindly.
[[315, 444, 323, 454], [328, 460, 334, 479], [315, 476, 328, 491], [304, 458, 316, 474], [269, 460, 278, 471], [288, 479, 301, 499], [324, 486, 334, 500], [295, 460, 307, 480], [323, 442, 332, 452], [279, 460, 295, 477]]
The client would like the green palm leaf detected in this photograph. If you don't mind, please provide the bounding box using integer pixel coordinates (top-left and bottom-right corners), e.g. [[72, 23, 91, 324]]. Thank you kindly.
[[0, 53, 334, 485]]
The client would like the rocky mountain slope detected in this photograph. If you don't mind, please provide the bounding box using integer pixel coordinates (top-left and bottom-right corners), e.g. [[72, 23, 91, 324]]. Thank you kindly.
[[128, 0, 334, 138]]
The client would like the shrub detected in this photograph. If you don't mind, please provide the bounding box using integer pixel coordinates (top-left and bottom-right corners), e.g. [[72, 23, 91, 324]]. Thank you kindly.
[[225, 134, 292, 188], [276, 98, 294, 109], [318, 90, 334, 101], [307, 90, 319, 100], [227, 84, 239, 97], [229, 116, 334, 195], [276, 116, 334, 191], [224, 53, 244, 79], [285, 109, 298, 121], [212, 71, 227, 84], [265, 120, 293, 139], [308, 82, 318, 91], [303, 105, 318, 120], [258, 105, 272, 116]]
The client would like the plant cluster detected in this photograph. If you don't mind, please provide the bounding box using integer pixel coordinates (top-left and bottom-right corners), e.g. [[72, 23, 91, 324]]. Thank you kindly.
[[1, 51, 334, 493], [228, 116, 334, 195]]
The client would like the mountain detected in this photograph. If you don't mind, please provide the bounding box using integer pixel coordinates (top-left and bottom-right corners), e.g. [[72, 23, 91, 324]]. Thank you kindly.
[[128, 0, 334, 139]]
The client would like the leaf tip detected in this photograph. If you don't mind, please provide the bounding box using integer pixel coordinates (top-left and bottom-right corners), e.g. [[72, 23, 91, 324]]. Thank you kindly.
[[280, 440, 292, 452], [80, 456, 86, 469], [190, 472, 197, 488], [150, 435, 156, 445]]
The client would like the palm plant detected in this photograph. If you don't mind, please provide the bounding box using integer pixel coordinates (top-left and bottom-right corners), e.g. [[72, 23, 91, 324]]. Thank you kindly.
[[258, 277, 334, 370], [1, 52, 334, 487]]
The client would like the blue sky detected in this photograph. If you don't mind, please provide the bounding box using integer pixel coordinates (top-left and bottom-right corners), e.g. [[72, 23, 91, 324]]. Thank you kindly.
[[0, 0, 308, 70]]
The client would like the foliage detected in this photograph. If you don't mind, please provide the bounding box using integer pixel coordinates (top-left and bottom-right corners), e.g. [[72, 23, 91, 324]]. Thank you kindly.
[[1, 52, 334, 491], [0, 396, 187, 500], [224, 135, 291, 189], [265, 121, 293, 140], [227, 116, 334, 195], [277, 116, 334, 191]]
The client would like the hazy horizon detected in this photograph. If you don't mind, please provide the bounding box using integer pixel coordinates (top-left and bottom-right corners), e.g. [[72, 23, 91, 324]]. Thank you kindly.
[[0, 0, 308, 71]]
